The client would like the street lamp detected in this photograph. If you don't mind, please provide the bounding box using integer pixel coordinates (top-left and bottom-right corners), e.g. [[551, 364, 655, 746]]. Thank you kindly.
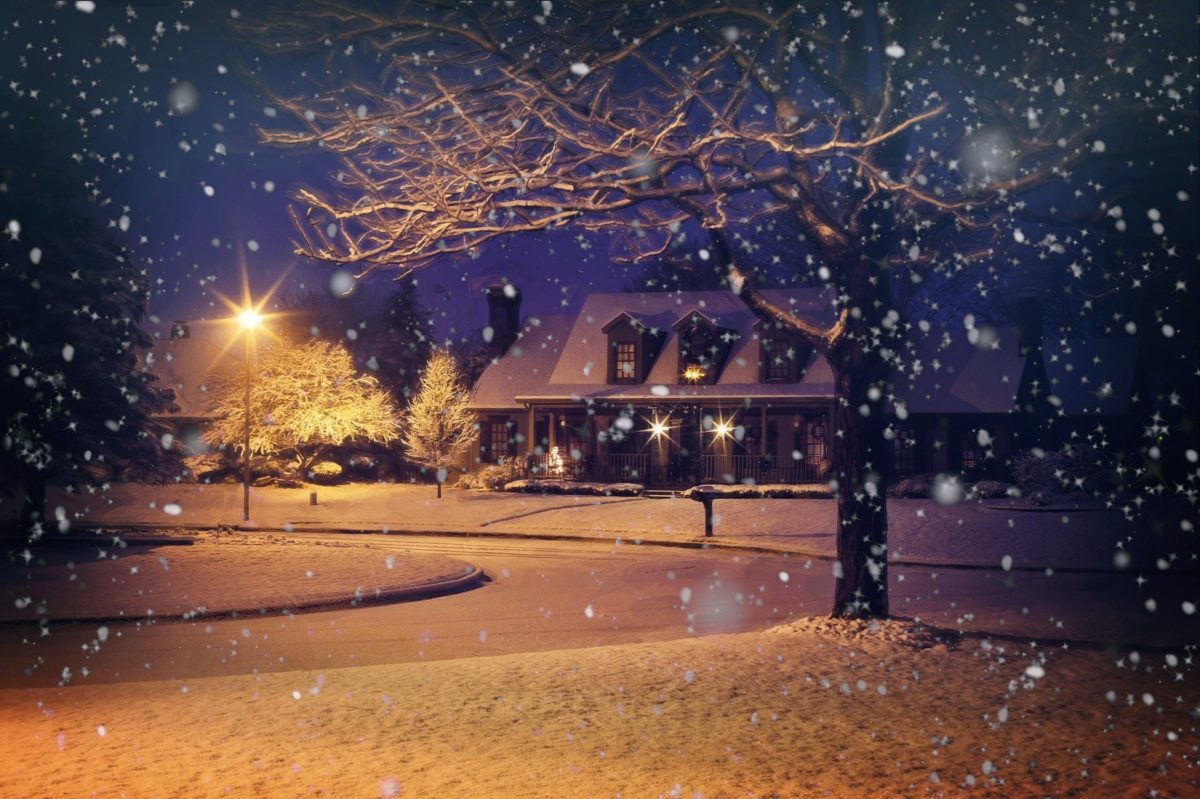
[[237, 308, 262, 522]]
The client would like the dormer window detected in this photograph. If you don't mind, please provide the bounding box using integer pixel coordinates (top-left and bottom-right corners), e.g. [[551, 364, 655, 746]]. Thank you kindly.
[[763, 337, 795, 382], [602, 312, 664, 384], [673, 311, 735, 385], [755, 319, 811, 384], [615, 342, 637, 382]]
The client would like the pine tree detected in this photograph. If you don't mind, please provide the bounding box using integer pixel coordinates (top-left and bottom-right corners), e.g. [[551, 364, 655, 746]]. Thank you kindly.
[[0, 108, 177, 538], [201, 339, 399, 477], [373, 281, 433, 403], [401, 350, 476, 498]]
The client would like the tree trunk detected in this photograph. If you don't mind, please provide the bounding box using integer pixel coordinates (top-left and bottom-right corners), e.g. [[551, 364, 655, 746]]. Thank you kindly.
[[829, 350, 890, 618], [437, 480, 443, 499]]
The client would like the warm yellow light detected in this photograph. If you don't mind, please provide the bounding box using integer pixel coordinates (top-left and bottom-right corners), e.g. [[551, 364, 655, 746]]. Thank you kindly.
[[713, 421, 731, 439], [649, 417, 670, 440], [683, 364, 705, 382], [238, 309, 263, 329]]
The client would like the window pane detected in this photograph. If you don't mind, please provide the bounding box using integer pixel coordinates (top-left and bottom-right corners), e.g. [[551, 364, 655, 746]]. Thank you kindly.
[[767, 339, 790, 381], [615, 342, 637, 381]]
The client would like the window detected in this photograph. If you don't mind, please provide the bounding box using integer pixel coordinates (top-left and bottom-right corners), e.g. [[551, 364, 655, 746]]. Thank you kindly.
[[960, 430, 982, 471], [893, 427, 916, 474], [765, 339, 792, 382], [615, 342, 637, 382], [806, 423, 826, 465], [485, 417, 512, 463]]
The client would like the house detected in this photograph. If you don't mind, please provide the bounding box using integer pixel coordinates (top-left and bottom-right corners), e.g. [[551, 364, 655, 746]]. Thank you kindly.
[[468, 284, 1141, 486], [889, 300, 1139, 477], [468, 283, 839, 487]]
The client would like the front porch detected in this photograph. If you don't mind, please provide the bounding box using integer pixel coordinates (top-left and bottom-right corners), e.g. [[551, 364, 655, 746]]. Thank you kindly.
[[521, 402, 832, 488]]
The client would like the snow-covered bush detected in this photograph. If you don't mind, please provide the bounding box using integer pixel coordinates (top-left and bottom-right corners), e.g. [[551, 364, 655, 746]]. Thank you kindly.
[[184, 453, 236, 484], [457, 458, 528, 490], [1010, 445, 1115, 497], [888, 474, 933, 498], [970, 480, 1014, 499], [682, 483, 833, 499], [504, 479, 643, 497], [309, 461, 344, 484]]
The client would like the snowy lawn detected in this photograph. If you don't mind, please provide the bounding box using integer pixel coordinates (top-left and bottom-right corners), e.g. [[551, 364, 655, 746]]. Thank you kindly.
[[0, 532, 476, 622], [49, 483, 1196, 572], [0, 618, 1193, 798]]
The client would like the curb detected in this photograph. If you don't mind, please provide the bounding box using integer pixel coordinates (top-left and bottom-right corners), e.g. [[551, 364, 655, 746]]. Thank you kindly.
[[52, 520, 1196, 578], [0, 563, 485, 625]]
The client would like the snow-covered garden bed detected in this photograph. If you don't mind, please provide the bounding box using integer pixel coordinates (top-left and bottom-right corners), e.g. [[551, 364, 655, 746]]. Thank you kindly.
[[504, 479, 643, 497], [681, 483, 833, 499]]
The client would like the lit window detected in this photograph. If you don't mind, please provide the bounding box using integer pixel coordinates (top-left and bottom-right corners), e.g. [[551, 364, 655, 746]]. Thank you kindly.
[[615, 342, 637, 382], [487, 419, 511, 463]]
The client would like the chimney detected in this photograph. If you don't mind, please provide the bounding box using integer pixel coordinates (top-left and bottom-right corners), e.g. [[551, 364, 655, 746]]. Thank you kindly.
[[171, 320, 191, 339], [484, 281, 521, 358], [1015, 295, 1043, 353]]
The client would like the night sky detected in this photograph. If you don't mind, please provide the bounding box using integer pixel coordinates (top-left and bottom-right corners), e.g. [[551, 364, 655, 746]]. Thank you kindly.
[[1, 1, 1196, 353], [0, 1, 620, 342]]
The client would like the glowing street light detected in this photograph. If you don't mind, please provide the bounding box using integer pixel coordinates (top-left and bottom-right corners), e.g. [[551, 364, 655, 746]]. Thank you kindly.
[[237, 306, 263, 523], [238, 309, 263, 330]]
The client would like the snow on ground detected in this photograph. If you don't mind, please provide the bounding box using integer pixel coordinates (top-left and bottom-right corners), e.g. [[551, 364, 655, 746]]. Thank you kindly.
[[1, 532, 475, 622], [49, 483, 1196, 573], [0, 619, 1194, 798]]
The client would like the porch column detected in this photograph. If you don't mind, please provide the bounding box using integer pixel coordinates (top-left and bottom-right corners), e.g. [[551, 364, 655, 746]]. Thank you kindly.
[[549, 410, 557, 449], [526, 406, 536, 454], [759, 405, 767, 456]]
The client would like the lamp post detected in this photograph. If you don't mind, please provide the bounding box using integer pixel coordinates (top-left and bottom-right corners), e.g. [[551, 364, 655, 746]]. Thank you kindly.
[[237, 308, 262, 522]]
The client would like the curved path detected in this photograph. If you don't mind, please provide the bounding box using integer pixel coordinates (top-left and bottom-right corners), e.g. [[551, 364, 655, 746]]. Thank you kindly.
[[1, 532, 1195, 689]]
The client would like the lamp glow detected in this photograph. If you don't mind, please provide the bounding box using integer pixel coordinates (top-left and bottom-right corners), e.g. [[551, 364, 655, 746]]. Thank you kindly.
[[682, 364, 705, 382], [713, 420, 731, 439], [649, 417, 670, 440], [238, 309, 263, 329]]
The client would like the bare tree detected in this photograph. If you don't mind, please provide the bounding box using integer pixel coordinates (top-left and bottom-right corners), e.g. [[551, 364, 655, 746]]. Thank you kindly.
[[402, 350, 476, 498], [249, 0, 1192, 616]]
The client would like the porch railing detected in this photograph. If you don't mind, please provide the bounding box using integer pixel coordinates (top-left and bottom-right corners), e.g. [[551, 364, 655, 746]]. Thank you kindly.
[[700, 453, 828, 485], [525, 451, 827, 485], [593, 453, 650, 482], [527, 451, 582, 480]]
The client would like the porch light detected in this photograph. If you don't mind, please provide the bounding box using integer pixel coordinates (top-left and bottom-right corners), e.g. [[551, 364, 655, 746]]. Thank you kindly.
[[648, 416, 670, 440], [713, 419, 732, 440], [682, 364, 705, 382]]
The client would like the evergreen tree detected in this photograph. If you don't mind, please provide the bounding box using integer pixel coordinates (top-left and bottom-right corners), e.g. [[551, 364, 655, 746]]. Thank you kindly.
[[401, 350, 476, 498], [373, 281, 434, 403], [0, 109, 176, 538]]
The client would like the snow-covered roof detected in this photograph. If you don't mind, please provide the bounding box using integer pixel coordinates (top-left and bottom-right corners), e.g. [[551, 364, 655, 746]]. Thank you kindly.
[[470, 314, 575, 410], [893, 326, 1025, 414], [893, 325, 1139, 416], [471, 289, 837, 409]]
